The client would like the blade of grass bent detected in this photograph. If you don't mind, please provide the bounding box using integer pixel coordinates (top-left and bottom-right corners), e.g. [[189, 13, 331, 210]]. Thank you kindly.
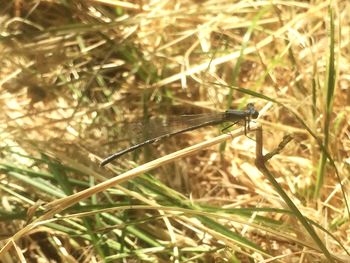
[[209, 82, 350, 218], [0, 126, 256, 256], [133, 176, 268, 255], [255, 127, 334, 261]]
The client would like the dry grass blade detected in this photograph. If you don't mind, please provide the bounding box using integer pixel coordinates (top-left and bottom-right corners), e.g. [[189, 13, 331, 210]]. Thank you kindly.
[[1, 0, 350, 262], [0, 125, 256, 254]]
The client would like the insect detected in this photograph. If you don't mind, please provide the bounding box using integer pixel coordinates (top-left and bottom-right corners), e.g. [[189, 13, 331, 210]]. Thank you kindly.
[[101, 103, 259, 166]]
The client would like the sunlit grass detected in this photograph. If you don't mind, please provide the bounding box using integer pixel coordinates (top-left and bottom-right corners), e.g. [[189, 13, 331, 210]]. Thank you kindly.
[[1, 1, 349, 262]]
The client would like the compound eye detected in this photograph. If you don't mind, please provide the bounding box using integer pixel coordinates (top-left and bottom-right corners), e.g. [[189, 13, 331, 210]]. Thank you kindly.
[[246, 103, 258, 119], [246, 103, 254, 110]]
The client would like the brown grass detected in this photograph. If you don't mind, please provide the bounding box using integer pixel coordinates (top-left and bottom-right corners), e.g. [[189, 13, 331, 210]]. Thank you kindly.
[[1, 0, 349, 262]]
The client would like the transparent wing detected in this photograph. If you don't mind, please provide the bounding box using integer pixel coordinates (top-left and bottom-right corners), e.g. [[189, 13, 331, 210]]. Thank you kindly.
[[126, 112, 226, 141], [108, 112, 227, 149]]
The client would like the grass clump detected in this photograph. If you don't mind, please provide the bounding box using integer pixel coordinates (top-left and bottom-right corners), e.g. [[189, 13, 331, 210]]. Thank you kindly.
[[1, 1, 349, 262]]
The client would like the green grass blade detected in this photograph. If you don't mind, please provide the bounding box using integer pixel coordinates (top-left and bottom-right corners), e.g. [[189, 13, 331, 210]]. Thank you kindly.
[[209, 82, 350, 217], [226, 6, 269, 108], [315, 6, 337, 197]]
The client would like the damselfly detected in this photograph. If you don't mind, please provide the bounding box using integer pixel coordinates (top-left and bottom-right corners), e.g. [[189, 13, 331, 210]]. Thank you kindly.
[[100, 103, 259, 166]]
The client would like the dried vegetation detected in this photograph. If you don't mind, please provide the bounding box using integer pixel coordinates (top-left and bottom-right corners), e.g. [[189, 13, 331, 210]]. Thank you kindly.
[[1, 0, 350, 262]]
